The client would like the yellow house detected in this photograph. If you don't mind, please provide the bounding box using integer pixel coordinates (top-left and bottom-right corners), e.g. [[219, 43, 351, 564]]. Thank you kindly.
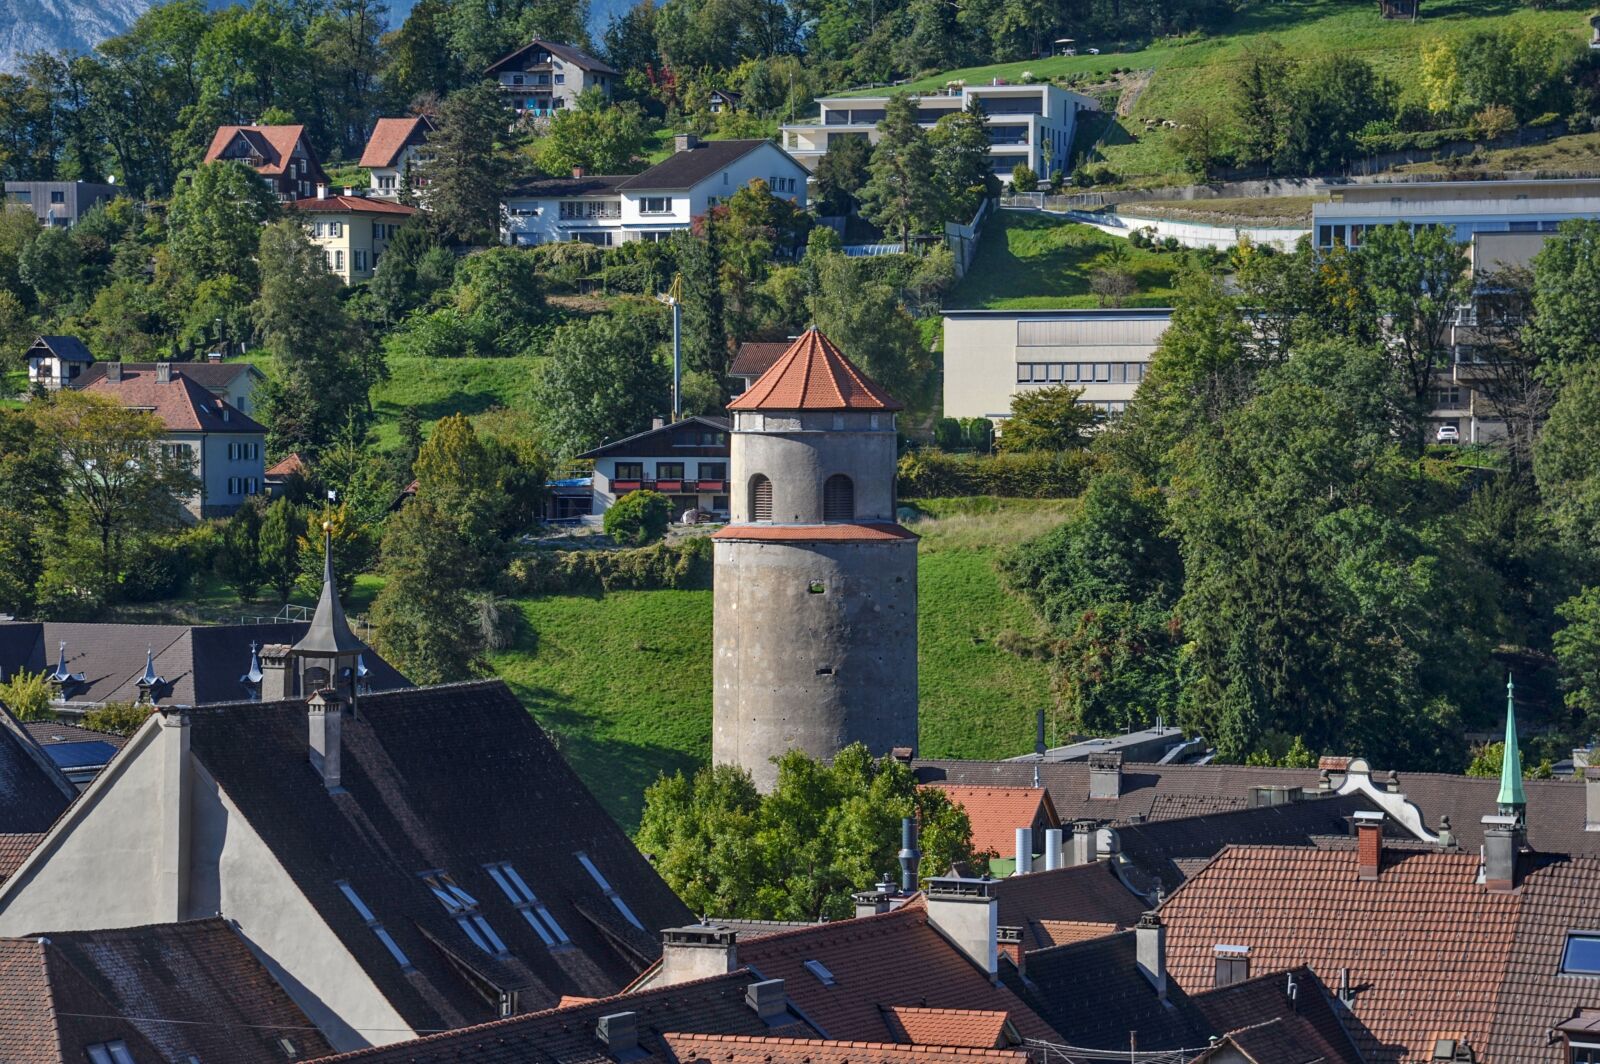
[[290, 191, 418, 284]]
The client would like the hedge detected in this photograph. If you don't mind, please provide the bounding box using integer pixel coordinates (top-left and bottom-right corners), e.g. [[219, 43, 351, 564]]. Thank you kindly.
[[896, 448, 1098, 499], [503, 537, 713, 595]]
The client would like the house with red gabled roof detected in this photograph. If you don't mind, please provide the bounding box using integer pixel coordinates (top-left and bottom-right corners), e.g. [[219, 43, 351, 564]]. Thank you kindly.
[[82, 362, 265, 519], [929, 784, 1061, 866], [203, 124, 327, 202], [358, 115, 436, 199], [289, 192, 418, 284]]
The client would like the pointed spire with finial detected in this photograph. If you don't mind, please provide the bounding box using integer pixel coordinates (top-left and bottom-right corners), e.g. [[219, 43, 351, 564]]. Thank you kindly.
[[292, 520, 364, 656], [241, 640, 264, 686], [136, 645, 167, 704], [1498, 672, 1527, 824]]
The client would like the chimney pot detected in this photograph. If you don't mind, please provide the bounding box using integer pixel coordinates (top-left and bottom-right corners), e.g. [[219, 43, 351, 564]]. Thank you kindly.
[[1354, 811, 1384, 881], [1043, 827, 1063, 871], [898, 816, 920, 893], [596, 1012, 637, 1053], [1136, 912, 1166, 1000], [316, 183, 328, 199], [154, 361, 172, 384], [1089, 752, 1123, 799], [1013, 827, 1032, 875]]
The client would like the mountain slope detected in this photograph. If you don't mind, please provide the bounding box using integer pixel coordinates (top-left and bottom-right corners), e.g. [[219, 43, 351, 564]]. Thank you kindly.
[[0, 0, 149, 72]]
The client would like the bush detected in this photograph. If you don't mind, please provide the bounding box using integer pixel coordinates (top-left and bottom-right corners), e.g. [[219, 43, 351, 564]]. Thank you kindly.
[[1010, 164, 1039, 193], [960, 417, 995, 454], [82, 701, 152, 736], [1468, 104, 1516, 143], [121, 541, 191, 602], [603, 490, 674, 546], [503, 537, 714, 595], [896, 447, 1099, 499], [0, 669, 53, 721], [934, 417, 965, 450]]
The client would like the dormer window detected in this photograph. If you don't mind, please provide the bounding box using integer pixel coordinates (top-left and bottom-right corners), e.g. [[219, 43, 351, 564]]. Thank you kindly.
[[86, 1043, 136, 1064], [421, 871, 509, 955]]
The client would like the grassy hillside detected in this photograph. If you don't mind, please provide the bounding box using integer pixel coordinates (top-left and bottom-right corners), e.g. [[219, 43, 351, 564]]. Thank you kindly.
[[949, 210, 1182, 309], [842, 0, 1589, 185], [369, 353, 541, 449], [1394, 130, 1600, 176], [488, 498, 1064, 829]]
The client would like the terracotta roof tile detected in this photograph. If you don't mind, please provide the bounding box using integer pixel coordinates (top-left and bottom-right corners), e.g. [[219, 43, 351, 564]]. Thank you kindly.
[[735, 902, 1060, 1043], [711, 523, 917, 543], [727, 329, 903, 412], [665, 1033, 1029, 1064], [290, 194, 418, 215], [358, 115, 434, 168], [929, 785, 1056, 857], [731, 340, 792, 377], [203, 124, 312, 176], [881, 1007, 1010, 1048], [1026, 919, 1121, 948], [1159, 844, 1520, 1063], [989, 863, 1146, 938], [266, 452, 306, 477], [83, 366, 265, 434], [0, 937, 163, 1062], [1486, 854, 1600, 1060], [0, 834, 43, 883]]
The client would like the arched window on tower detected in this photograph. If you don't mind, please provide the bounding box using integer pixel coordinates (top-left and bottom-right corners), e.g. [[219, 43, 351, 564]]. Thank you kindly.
[[823, 474, 854, 521], [749, 474, 773, 521]]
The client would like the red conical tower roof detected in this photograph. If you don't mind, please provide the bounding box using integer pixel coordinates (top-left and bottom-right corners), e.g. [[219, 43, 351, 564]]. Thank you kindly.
[[727, 328, 903, 412]]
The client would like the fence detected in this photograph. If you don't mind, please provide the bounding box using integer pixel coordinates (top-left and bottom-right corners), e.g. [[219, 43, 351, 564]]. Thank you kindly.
[[944, 197, 992, 278]]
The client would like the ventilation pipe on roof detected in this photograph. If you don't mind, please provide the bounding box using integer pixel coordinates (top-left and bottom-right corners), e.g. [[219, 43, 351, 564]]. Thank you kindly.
[[1013, 827, 1032, 876], [1135, 912, 1166, 1000], [899, 816, 920, 893], [1586, 767, 1600, 832], [307, 688, 342, 790], [1043, 828, 1063, 871], [596, 1012, 638, 1054], [1033, 708, 1046, 790]]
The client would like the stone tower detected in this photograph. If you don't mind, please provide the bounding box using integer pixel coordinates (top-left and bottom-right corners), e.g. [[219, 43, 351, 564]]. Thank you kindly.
[[712, 329, 918, 791]]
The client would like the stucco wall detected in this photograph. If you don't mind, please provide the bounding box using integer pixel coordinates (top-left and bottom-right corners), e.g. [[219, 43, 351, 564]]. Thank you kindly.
[[729, 415, 897, 523], [197, 431, 265, 519], [712, 538, 918, 792]]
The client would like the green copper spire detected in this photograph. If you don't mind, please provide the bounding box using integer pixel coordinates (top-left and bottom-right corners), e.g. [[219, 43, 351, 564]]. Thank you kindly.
[[1498, 673, 1527, 821]]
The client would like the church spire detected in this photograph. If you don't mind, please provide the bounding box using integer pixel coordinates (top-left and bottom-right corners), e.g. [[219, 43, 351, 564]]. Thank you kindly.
[[1498, 673, 1527, 824], [292, 522, 363, 656]]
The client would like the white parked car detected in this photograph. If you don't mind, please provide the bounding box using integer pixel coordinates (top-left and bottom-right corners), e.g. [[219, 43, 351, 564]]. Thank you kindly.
[[1436, 424, 1460, 444]]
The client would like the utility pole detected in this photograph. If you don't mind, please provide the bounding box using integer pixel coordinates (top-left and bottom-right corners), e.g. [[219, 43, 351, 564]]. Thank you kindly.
[[656, 274, 685, 420]]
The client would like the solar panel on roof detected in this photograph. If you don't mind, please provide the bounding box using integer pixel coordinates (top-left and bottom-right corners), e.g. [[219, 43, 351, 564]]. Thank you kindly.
[[43, 741, 118, 770]]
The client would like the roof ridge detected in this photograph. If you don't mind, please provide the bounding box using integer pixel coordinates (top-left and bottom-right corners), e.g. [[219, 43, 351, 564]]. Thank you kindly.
[[739, 898, 925, 950], [666, 1033, 1024, 1057]]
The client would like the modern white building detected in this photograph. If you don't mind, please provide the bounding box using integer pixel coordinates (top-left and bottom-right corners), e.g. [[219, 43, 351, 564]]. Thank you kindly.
[[503, 136, 808, 246], [358, 116, 435, 199], [781, 83, 1098, 182], [1312, 177, 1600, 250], [485, 38, 616, 117], [942, 308, 1172, 423]]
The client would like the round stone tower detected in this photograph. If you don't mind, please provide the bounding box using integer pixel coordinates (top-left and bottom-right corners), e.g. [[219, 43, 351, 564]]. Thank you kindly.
[[712, 328, 918, 791]]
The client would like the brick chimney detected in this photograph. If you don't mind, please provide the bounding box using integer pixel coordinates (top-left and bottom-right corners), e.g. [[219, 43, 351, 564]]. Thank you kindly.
[[572, 165, 586, 178], [1136, 912, 1166, 1000], [307, 688, 343, 790], [154, 361, 172, 384], [925, 875, 998, 979], [1354, 810, 1384, 881], [659, 924, 737, 985], [997, 926, 1025, 975], [674, 133, 699, 152], [1089, 753, 1122, 799]]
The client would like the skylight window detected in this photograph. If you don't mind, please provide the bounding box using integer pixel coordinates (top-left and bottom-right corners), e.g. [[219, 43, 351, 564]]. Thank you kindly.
[[1563, 932, 1600, 974], [576, 851, 644, 930], [86, 1042, 136, 1064], [337, 880, 412, 968], [485, 861, 570, 947], [422, 871, 509, 956], [803, 959, 836, 987]]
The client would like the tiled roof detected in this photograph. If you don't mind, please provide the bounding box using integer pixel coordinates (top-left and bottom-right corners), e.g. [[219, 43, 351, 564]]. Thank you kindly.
[[881, 1007, 1010, 1047], [0, 621, 408, 707], [0, 834, 43, 883], [1159, 844, 1519, 1063], [359, 115, 434, 168], [0, 937, 163, 1063], [0, 707, 74, 833], [576, 415, 730, 460], [290, 194, 419, 215], [1486, 854, 1600, 1060], [711, 523, 918, 543], [727, 329, 903, 412], [203, 124, 314, 176], [1187, 967, 1363, 1064], [30, 334, 93, 362], [731, 341, 792, 378], [619, 140, 778, 192], [189, 680, 695, 1030], [665, 1034, 1028, 1064], [1025, 919, 1120, 948], [266, 451, 307, 477], [23, 720, 127, 750], [310, 970, 818, 1063], [486, 37, 618, 75], [734, 901, 1060, 1043], [76, 360, 259, 393], [929, 785, 1056, 857], [709, 917, 827, 940], [83, 365, 266, 433], [509, 173, 629, 197], [989, 863, 1146, 938], [38, 918, 335, 1064]]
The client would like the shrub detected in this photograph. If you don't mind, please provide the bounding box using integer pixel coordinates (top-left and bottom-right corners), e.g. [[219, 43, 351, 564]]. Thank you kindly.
[[960, 417, 995, 454], [1468, 104, 1516, 142], [121, 541, 191, 602], [82, 701, 152, 736], [503, 537, 713, 595], [1010, 164, 1039, 193], [603, 490, 674, 546], [896, 447, 1099, 499], [934, 417, 965, 450], [0, 670, 53, 721]]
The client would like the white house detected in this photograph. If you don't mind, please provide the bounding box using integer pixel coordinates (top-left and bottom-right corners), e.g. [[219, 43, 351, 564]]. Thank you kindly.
[[358, 115, 436, 198], [485, 38, 616, 117], [781, 82, 1097, 183], [503, 135, 808, 246], [576, 415, 731, 516], [25, 334, 95, 390]]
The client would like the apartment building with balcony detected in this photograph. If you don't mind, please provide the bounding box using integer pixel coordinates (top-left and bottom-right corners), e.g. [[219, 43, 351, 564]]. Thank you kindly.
[[1312, 177, 1600, 250], [781, 82, 1097, 183], [577, 415, 731, 517], [486, 38, 616, 117], [290, 191, 417, 284], [502, 135, 807, 246], [202, 124, 327, 202]]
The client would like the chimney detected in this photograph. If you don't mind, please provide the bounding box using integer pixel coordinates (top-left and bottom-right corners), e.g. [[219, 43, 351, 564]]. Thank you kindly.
[[106, 361, 122, 382], [260, 643, 293, 700], [674, 133, 699, 151], [1586, 767, 1600, 831], [206, 350, 222, 363], [1354, 810, 1384, 881], [1013, 827, 1032, 876], [1070, 819, 1098, 866], [1089, 753, 1122, 799], [307, 688, 343, 789], [572, 165, 586, 178], [1043, 827, 1063, 871], [997, 925, 1025, 975], [316, 183, 328, 199], [853, 874, 896, 917], [652, 416, 665, 431], [925, 875, 998, 979], [343, 186, 355, 196], [899, 816, 920, 893], [745, 979, 788, 1023], [596, 1012, 637, 1055], [154, 361, 171, 384], [1482, 814, 1523, 892], [1213, 944, 1250, 988], [659, 924, 737, 986], [1135, 912, 1166, 1000]]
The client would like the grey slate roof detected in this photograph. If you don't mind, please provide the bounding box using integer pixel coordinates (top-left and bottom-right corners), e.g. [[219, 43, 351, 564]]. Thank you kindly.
[[75, 360, 260, 392], [0, 621, 407, 706], [294, 542, 365, 655], [509, 173, 629, 198], [29, 335, 94, 362], [618, 140, 777, 192], [486, 37, 619, 75], [0, 707, 74, 833], [187, 680, 694, 1030]]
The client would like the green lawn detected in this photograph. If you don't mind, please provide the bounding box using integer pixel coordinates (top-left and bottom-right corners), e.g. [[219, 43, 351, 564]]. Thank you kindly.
[[1116, 195, 1322, 225], [368, 353, 542, 449], [841, 0, 1588, 185], [949, 210, 1181, 309], [1394, 130, 1600, 176], [487, 499, 1063, 829]]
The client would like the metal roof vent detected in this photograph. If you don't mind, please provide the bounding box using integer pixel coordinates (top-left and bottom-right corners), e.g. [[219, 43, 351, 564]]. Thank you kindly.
[[596, 1012, 646, 1061]]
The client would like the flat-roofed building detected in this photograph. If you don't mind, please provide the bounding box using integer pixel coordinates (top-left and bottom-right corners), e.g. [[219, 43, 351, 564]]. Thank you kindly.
[[942, 308, 1172, 423], [782, 83, 1097, 184], [1311, 177, 1600, 250]]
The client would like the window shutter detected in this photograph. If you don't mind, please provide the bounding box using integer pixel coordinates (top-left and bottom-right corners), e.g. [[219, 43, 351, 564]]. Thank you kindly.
[[750, 475, 773, 522], [823, 475, 854, 521]]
